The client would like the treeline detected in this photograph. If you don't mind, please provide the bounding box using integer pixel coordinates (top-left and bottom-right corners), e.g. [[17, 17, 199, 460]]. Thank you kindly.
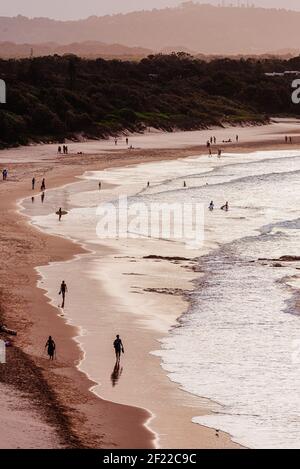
[[0, 53, 299, 148]]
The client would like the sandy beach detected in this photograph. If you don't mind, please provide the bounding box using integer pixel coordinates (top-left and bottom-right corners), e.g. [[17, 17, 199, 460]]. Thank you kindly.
[[1, 119, 300, 449]]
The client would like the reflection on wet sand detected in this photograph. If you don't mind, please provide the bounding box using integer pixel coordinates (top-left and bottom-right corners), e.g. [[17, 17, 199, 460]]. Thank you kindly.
[[111, 361, 123, 387]]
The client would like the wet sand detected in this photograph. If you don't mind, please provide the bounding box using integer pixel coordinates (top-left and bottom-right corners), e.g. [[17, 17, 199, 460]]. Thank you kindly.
[[1, 120, 300, 448]]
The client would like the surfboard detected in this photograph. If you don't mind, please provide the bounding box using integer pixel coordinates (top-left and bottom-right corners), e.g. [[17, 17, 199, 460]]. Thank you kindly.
[[56, 210, 68, 215]]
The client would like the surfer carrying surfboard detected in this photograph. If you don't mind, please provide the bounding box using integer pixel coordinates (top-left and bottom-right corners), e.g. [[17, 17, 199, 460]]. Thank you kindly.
[[56, 208, 68, 220]]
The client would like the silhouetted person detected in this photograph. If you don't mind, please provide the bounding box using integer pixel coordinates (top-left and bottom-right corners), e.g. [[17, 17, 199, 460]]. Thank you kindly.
[[147, 181, 150, 188], [31, 196, 35, 203], [99, 182, 102, 190], [126, 137, 129, 145], [209, 201, 214, 211], [221, 202, 229, 211], [58, 207, 62, 221], [32, 177, 35, 190], [58, 146, 62, 154], [59, 280, 68, 308], [45, 336, 56, 360], [236, 135, 239, 143], [183, 181, 187, 188], [41, 178, 46, 191], [113, 335, 124, 362]]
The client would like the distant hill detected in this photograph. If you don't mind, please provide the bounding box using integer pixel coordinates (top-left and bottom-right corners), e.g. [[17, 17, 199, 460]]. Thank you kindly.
[[0, 41, 152, 59], [1, 4, 300, 54]]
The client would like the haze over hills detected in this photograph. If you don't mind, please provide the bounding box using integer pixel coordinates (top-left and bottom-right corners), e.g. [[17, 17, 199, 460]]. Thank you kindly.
[[0, 41, 153, 59], [1, 4, 300, 55]]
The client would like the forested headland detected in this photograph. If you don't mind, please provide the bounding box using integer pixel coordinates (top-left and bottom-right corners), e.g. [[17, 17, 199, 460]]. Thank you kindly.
[[0, 53, 300, 148]]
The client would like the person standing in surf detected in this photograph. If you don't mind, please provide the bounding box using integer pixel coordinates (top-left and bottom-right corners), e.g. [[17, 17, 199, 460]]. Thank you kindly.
[[58, 208, 62, 221], [59, 280, 68, 308]]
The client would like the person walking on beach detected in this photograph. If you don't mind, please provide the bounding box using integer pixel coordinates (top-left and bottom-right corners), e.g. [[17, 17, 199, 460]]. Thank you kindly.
[[99, 181, 102, 190], [45, 336, 56, 360], [41, 178, 46, 191], [58, 146, 62, 154], [113, 335, 124, 362], [32, 177, 36, 190], [59, 280, 68, 308], [126, 137, 129, 146], [209, 201, 214, 211], [58, 208, 63, 222], [236, 135, 239, 143], [147, 181, 150, 188]]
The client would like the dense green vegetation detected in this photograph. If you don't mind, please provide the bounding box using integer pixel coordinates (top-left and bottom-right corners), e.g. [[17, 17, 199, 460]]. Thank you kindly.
[[0, 53, 300, 148]]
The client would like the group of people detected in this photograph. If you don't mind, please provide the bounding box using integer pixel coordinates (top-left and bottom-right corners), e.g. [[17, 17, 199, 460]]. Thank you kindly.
[[207, 136, 217, 146], [209, 201, 229, 212], [207, 135, 239, 157], [285, 136, 293, 144], [208, 148, 223, 157], [114, 137, 130, 146], [31, 177, 46, 203], [58, 145, 69, 155], [2, 168, 8, 180], [44, 280, 125, 363], [31, 177, 46, 192], [45, 332, 125, 363]]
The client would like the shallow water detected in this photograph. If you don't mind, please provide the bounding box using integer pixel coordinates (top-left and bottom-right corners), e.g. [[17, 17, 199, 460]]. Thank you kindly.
[[22, 149, 300, 448]]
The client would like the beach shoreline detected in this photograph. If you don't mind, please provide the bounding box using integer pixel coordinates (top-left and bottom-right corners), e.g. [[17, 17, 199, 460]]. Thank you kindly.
[[1, 121, 300, 448]]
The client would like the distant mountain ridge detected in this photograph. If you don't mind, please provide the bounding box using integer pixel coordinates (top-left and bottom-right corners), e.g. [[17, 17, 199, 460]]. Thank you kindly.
[[0, 41, 152, 59], [1, 4, 300, 54]]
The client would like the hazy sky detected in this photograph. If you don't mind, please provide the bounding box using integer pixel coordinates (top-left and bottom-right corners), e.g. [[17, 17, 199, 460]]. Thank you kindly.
[[0, 1, 299, 20]]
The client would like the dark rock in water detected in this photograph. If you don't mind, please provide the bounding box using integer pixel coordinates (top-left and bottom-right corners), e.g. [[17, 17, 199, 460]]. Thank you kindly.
[[273, 263, 283, 268], [143, 287, 185, 296], [258, 256, 300, 263], [279, 256, 300, 262], [143, 255, 191, 261]]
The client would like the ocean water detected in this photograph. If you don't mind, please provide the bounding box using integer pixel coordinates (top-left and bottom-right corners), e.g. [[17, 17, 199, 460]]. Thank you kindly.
[[22, 149, 300, 448]]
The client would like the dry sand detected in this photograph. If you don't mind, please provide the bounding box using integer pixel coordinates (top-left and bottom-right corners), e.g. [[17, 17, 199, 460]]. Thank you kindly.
[[1, 119, 300, 448]]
